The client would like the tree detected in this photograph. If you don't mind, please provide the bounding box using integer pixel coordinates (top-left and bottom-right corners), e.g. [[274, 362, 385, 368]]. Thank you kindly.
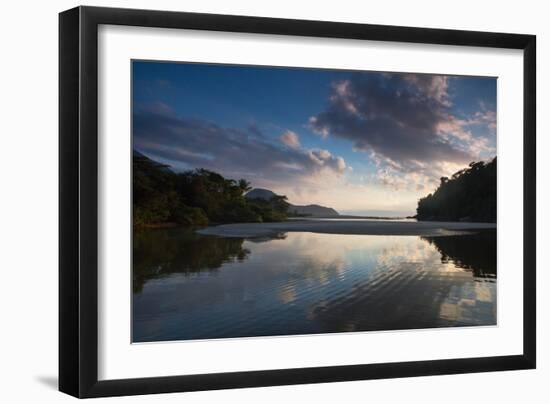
[[238, 179, 252, 193], [133, 152, 289, 227], [416, 158, 496, 223]]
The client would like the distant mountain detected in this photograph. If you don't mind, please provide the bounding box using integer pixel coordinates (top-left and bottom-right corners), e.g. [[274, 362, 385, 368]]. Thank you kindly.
[[244, 188, 278, 200], [245, 188, 339, 217], [288, 204, 339, 217]]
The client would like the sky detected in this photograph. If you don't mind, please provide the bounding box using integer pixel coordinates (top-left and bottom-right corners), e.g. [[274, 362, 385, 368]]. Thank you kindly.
[[132, 61, 496, 216]]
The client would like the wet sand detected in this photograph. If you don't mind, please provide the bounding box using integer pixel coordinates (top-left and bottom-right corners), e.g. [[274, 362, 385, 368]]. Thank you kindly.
[[196, 219, 496, 238]]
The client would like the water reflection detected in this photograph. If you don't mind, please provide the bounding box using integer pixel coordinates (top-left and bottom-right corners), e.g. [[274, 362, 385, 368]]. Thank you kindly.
[[133, 228, 250, 293], [422, 231, 496, 278], [133, 229, 496, 342]]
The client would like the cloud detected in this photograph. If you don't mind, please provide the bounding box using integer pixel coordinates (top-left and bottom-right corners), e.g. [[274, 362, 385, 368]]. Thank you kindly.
[[468, 107, 497, 132], [280, 130, 301, 149], [145, 101, 175, 116], [309, 73, 496, 190], [133, 106, 347, 191], [307, 149, 347, 173], [403, 74, 451, 106]]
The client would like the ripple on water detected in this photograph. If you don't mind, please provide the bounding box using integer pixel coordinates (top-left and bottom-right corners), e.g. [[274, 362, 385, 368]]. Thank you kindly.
[[132, 229, 496, 342]]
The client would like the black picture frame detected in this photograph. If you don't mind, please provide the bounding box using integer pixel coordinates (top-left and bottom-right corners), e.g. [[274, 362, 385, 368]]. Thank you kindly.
[[59, 5, 536, 398]]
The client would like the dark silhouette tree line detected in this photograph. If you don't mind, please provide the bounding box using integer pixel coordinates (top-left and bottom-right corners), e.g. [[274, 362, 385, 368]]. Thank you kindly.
[[416, 158, 496, 223], [133, 151, 289, 227]]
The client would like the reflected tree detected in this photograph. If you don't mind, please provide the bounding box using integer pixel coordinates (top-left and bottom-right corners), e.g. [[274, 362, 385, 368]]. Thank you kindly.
[[421, 230, 496, 277], [133, 228, 250, 293]]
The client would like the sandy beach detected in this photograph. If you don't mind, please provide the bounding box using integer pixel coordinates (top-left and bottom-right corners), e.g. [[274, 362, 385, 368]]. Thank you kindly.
[[196, 219, 496, 238]]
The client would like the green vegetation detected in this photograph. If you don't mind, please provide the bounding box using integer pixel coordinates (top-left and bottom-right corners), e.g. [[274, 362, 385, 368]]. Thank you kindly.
[[416, 158, 496, 223], [133, 152, 289, 227]]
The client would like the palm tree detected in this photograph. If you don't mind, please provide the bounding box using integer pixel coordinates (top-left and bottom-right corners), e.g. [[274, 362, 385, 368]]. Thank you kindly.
[[238, 179, 252, 194]]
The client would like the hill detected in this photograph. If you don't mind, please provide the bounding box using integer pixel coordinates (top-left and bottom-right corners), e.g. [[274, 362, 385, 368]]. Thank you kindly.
[[245, 188, 339, 217], [288, 204, 339, 217], [244, 188, 277, 200], [133, 153, 290, 226], [416, 158, 496, 223]]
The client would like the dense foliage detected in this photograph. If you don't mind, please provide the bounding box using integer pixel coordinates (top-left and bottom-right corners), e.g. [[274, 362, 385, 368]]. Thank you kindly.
[[416, 158, 496, 223], [133, 152, 289, 226]]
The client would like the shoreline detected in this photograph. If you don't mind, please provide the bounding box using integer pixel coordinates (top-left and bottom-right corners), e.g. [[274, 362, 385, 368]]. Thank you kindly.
[[196, 219, 496, 238]]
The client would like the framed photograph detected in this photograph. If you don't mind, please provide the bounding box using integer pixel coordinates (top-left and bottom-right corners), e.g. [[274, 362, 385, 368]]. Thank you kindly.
[[59, 6, 536, 398]]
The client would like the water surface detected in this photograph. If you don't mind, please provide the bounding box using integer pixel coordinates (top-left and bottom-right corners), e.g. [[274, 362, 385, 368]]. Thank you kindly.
[[133, 228, 496, 342]]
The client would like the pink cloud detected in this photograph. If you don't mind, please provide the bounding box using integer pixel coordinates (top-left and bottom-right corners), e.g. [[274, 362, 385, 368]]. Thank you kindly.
[[280, 130, 301, 149]]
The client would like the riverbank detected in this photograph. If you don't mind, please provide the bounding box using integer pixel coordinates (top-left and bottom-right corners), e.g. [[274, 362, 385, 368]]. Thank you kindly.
[[196, 219, 496, 238]]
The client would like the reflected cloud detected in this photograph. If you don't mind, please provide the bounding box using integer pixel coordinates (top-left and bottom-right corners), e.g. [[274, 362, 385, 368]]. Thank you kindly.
[[133, 229, 496, 342]]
